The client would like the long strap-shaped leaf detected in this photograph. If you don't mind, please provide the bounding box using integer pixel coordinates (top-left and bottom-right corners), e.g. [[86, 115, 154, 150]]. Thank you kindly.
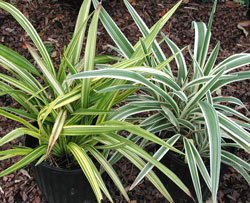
[[192, 21, 207, 69], [203, 41, 220, 76], [0, 73, 42, 100], [71, 0, 91, 65], [81, 4, 101, 108], [26, 43, 65, 98], [0, 107, 37, 121], [47, 110, 67, 156], [180, 66, 225, 118], [217, 112, 250, 152], [124, 0, 182, 64], [186, 139, 212, 191], [212, 53, 250, 75], [92, 0, 134, 58], [0, 145, 47, 177], [0, 55, 48, 100], [101, 139, 173, 202], [0, 82, 38, 113], [62, 124, 133, 135], [58, 13, 93, 83], [0, 148, 33, 156], [130, 134, 180, 190], [67, 69, 179, 114], [0, 1, 55, 76], [0, 110, 38, 132], [67, 142, 103, 202], [199, 101, 221, 203], [214, 104, 250, 123], [0, 44, 40, 76], [183, 138, 202, 203], [101, 132, 192, 200], [211, 71, 250, 93], [199, 0, 217, 69], [87, 146, 130, 201], [221, 151, 250, 184], [0, 128, 40, 147], [162, 35, 187, 85]]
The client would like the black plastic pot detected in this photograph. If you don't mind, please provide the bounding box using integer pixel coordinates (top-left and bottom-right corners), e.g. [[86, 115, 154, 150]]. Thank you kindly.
[[25, 135, 96, 203], [155, 152, 211, 203]]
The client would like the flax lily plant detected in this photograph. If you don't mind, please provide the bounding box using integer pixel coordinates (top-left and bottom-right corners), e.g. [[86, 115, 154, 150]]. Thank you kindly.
[[0, 0, 194, 202], [66, 0, 250, 202]]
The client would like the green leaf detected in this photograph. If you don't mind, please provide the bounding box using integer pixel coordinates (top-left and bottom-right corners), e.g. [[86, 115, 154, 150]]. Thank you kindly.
[[0, 44, 40, 76], [0, 82, 37, 113], [62, 124, 129, 136], [0, 1, 55, 75], [161, 105, 180, 130], [214, 104, 250, 123], [47, 110, 67, 156], [103, 120, 184, 155], [92, 0, 134, 58], [101, 132, 192, 199], [72, 108, 116, 115], [58, 14, 93, 82], [67, 69, 179, 114], [0, 145, 47, 177], [71, 0, 91, 65], [0, 128, 40, 147], [221, 151, 250, 184], [222, 150, 250, 171], [213, 96, 247, 107], [0, 148, 33, 156], [0, 55, 45, 95], [163, 35, 187, 85], [218, 112, 250, 152], [26, 43, 65, 97], [199, 101, 221, 202], [199, 0, 217, 69], [0, 109, 38, 132], [0, 73, 40, 99], [211, 71, 250, 92], [212, 53, 250, 75], [67, 142, 103, 202], [181, 67, 225, 118], [188, 140, 212, 191], [124, 0, 182, 64], [183, 138, 202, 203], [111, 146, 174, 202], [81, 4, 101, 108], [0, 107, 37, 121], [87, 146, 130, 201], [96, 84, 141, 94], [130, 134, 180, 190], [203, 41, 220, 76], [192, 21, 207, 67]]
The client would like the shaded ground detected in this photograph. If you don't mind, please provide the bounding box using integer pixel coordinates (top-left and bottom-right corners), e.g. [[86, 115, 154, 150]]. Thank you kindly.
[[0, 0, 249, 202]]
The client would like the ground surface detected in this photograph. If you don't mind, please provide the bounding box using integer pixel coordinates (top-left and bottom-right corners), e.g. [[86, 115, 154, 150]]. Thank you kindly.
[[0, 0, 249, 202]]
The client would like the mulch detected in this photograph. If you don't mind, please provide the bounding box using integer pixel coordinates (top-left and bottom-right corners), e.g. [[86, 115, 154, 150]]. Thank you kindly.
[[0, 0, 249, 202]]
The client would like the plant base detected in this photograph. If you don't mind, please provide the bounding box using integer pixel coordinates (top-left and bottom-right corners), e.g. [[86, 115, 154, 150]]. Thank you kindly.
[[25, 136, 96, 203]]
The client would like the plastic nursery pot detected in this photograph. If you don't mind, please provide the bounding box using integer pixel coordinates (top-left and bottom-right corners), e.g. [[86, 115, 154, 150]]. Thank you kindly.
[[155, 152, 211, 203], [25, 135, 96, 203]]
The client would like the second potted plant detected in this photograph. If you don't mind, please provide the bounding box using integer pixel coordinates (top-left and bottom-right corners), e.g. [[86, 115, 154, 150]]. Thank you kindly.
[[0, 0, 192, 202], [68, 0, 250, 202]]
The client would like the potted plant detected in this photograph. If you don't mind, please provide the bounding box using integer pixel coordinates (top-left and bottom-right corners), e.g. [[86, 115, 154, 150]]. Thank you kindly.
[[68, 0, 250, 202], [0, 0, 194, 202]]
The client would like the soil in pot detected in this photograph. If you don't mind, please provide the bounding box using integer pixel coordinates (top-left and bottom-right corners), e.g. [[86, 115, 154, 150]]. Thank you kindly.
[[25, 135, 96, 203]]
